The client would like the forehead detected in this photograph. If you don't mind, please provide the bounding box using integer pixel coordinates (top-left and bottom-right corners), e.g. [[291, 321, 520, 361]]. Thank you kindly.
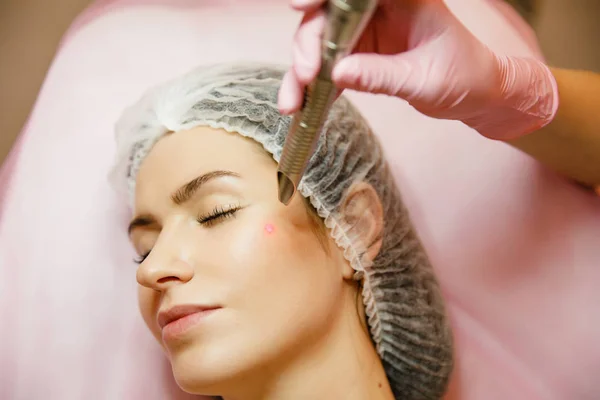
[[136, 126, 274, 189]]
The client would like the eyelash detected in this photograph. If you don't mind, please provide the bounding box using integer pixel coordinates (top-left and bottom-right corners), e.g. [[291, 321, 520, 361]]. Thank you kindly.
[[134, 253, 150, 265], [133, 204, 241, 265], [197, 204, 241, 227]]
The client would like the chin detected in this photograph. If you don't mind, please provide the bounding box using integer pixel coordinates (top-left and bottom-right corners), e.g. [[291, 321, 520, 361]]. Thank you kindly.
[[172, 370, 220, 396], [168, 340, 251, 396]]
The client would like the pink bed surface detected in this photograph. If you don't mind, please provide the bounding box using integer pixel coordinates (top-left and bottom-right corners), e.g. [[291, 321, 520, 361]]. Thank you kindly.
[[1, 1, 599, 399]]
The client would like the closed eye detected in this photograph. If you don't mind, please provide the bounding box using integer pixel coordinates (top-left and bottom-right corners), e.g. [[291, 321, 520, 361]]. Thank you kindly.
[[134, 251, 150, 265], [197, 204, 241, 227]]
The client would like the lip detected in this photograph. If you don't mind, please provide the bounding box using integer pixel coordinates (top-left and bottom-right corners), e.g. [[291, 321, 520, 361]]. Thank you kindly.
[[157, 304, 221, 340]]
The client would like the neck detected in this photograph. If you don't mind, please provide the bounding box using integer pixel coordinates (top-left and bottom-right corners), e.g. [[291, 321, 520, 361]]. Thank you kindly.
[[223, 299, 394, 400]]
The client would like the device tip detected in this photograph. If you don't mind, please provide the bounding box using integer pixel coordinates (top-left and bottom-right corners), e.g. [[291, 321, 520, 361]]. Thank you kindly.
[[277, 171, 296, 205]]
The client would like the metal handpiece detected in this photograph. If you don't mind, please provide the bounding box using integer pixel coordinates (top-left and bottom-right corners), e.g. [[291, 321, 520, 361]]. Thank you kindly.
[[277, 0, 378, 205]]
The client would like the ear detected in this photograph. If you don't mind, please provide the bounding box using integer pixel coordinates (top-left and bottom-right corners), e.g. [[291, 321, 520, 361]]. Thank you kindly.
[[339, 182, 384, 280]]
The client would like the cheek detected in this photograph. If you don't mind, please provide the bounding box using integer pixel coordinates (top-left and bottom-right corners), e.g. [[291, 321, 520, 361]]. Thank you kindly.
[[138, 286, 161, 341], [264, 223, 275, 235], [224, 214, 339, 311]]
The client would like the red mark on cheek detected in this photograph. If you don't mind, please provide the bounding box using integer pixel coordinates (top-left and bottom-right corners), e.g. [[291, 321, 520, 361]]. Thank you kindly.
[[264, 223, 275, 235]]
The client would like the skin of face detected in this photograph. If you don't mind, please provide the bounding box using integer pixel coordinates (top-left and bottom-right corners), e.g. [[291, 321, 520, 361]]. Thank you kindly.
[[129, 126, 387, 397]]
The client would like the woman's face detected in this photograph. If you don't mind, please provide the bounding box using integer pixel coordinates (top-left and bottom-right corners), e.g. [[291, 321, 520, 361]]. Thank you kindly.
[[129, 127, 353, 394]]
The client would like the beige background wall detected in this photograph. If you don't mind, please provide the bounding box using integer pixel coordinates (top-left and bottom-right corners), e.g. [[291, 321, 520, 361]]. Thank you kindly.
[[534, 0, 600, 72], [0, 0, 91, 166], [0, 0, 599, 166]]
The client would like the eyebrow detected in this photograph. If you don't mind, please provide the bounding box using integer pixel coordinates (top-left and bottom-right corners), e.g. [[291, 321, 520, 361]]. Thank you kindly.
[[171, 170, 240, 204], [127, 169, 240, 235]]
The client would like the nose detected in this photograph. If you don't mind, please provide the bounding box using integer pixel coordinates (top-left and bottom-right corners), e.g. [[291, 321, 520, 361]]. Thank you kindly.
[[136, 247, 194, 291]]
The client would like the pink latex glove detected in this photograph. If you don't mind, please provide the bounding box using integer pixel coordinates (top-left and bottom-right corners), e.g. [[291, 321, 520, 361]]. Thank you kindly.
[[278, 0, 559, 140]]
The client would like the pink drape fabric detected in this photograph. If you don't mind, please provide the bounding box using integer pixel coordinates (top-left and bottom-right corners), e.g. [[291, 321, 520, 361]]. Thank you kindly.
[[1, 1, 598, 399]]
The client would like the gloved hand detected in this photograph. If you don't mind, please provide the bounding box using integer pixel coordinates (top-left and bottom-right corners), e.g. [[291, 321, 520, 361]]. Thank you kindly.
[[278, 0, 559, 140]]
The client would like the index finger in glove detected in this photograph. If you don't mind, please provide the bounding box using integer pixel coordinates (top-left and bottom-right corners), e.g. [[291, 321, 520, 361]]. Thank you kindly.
[[291, 8, 326, 85], [278, 7, 326, 114]]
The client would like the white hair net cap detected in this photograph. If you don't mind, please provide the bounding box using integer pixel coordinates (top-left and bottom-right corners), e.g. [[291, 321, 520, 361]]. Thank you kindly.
[[109, 62, 454, 399]]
